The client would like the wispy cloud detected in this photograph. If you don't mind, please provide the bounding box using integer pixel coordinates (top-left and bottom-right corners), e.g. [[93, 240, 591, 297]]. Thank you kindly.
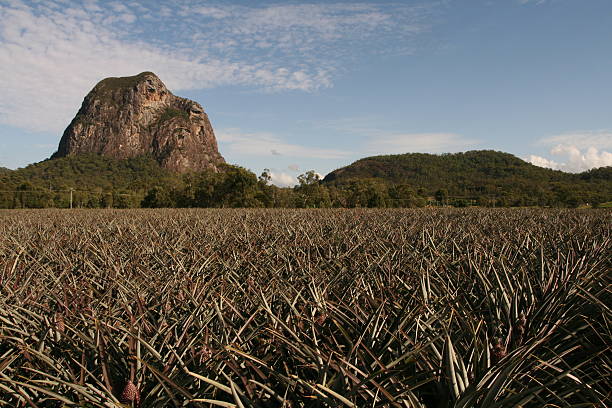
[[527, 130, 612, 172], [0, 0, 434, 133], [218, 125, 479, 162], [518, 0, 549, 5], [166, 2, 433, 61], [315, 117, 479, 155], [32, 144, 56, 150], [364, 133, 479, 155], [538, 131, 612, 150], [217, 129, 351, 160]]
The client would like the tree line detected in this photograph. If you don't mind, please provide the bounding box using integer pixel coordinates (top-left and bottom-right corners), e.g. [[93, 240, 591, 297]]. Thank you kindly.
[[0, 153, 610, 209], [1, 167, 607, 209]]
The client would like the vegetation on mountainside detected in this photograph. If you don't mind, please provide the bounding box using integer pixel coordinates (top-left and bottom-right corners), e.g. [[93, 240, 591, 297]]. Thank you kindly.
[[0, 209, 609, 406], [324, 150, 612, 206], [0, 155, 180, 208], [1, 151, 610, 208], [96, 71, 156, 93], [158, 107, 190, 123]]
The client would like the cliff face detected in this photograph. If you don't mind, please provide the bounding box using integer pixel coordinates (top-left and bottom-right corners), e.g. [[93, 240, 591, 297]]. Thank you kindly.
[[52, 72, 225, 173]]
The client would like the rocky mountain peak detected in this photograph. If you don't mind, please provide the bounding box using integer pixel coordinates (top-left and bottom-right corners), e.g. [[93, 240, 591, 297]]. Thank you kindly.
[[52, 72, 225, 173]]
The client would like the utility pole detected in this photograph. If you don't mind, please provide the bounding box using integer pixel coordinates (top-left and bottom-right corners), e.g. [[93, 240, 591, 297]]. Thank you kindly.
[[70, 189, 73, 209]]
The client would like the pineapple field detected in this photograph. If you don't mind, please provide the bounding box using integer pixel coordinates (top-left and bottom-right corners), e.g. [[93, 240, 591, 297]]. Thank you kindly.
[[0, 208, 610, 407]]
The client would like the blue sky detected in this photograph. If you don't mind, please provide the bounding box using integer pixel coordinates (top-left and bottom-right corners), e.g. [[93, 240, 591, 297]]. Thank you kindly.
[[0, 0, 610, 185]]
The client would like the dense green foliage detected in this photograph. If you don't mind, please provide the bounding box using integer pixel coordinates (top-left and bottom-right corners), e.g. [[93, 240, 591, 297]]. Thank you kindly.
[[0, 155, 179, 208], [0, 209, 610, 406], [1, 151, 610, 208], [324, 150, 612, 207], [157, 107, 190, 123]]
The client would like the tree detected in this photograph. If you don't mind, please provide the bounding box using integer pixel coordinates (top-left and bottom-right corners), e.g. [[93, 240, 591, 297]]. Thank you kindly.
[[15, 183, 51, 208], [259, 169, 272, 185], [295, 171, 330, 208], [142, 186, 175, 208], [113, 190, 139, 208], [297, 170, 320, 187], [345, 179, 389, 208], [193, 171, 221, 207], [389, 184, 418, 208], [256, 169, 275, 207], [435, 189, 448, 205], [219, 166, 262, 207]]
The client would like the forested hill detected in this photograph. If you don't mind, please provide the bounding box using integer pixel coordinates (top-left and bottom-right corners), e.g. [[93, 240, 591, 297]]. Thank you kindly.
[[0, 155, 182, 208], [323, 150, 612, 206], [1, 150, 610, 208], [1, 154, 178, 191]]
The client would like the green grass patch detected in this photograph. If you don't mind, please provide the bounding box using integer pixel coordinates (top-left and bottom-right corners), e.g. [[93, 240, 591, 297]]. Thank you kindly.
[[158, 107, 189, 123]]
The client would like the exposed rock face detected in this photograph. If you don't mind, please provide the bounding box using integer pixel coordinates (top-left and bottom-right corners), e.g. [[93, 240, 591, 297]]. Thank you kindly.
[[52, 72, 225, 173]]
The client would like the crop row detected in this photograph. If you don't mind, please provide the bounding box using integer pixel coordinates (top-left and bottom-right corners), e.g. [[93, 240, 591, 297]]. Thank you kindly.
[[0, 208, 610, 407]]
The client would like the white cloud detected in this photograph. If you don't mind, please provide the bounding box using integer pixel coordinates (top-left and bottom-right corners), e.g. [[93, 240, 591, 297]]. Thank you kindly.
[[0, 0, 431, 133], [527, 147, 612, 173], [217, 129, 351, 160], [0, 2, 333, 133], [269, 172, 297, 187], [527, 130, 612, 172], [177, 3, 430, 59], [365, 133, 478, 154], [526, 154, 559, 169], [103, 13, 137, 24], [539, 131, 612, 150], [550, 145, 611, 172], [518, 0, 549, 5], [193, 6, 232, 19]]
